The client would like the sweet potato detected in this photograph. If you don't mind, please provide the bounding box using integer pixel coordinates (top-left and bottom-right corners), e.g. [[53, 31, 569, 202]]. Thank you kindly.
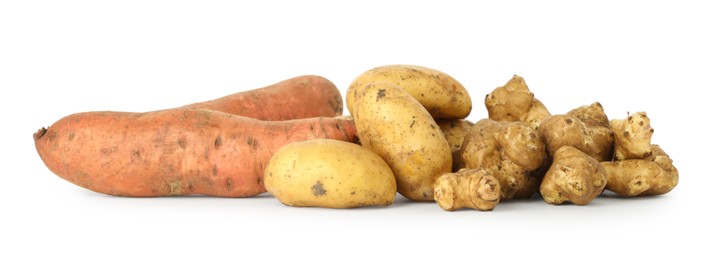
[[34, 108, 358, 197], [183, 75, 343, 120]]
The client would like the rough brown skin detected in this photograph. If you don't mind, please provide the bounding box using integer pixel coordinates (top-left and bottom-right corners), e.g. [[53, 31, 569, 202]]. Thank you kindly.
[[610, 112, 653, 160], [437, 119, 474, 172], [602, 145, 678, 196], [459, 119, 547, 200], [539, 112, 613, 162], [540, 146, 607, 205], [433, 168, 500, 211], [183, 75, 343, 120], [601, 113, 676, 197], [566, 102, 614, 161], [485, 75, 551, 129], [34, 109, 358, 197]]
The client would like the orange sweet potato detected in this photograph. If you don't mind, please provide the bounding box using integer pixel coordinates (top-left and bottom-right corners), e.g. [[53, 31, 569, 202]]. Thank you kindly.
[[34, 109, 358, 197], [183, 75, 343, 120]]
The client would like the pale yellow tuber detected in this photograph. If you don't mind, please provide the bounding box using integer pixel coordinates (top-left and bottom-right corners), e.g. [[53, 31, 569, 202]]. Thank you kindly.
[[602, 145, 678, 197], [485, 75, 551, 129], [610, 111, 653, 160], [540, 146, 607, 205], [602, 112, 678, 197], [567, 102, 615, 161], [459, 119, 547, 200], [433, 168, 500, 211], [539, 103, 614, 162]]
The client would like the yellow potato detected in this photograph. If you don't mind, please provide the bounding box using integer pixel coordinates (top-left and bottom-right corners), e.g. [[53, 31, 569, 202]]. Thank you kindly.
[[347, 64, 472, 119], [351, 82, 452, 202], [264, 139, 396, 208]]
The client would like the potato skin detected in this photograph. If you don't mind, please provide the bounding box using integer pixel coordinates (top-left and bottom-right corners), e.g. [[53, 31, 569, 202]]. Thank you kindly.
[[264, 139, 396, 208], [347, 65, 472, 119], [351, 82, 452, 201]]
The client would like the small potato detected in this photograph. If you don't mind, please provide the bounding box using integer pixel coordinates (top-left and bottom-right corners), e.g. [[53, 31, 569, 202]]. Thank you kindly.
[[264, 139, 396, 208], [346, 64, 472, 119], [351, 82, 452, 202]]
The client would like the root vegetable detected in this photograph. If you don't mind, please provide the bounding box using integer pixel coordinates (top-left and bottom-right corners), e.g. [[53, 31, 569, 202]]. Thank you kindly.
[[602, 145, 678, 196], [485, 75, 551, 129], [264, 139, 396, 208], [34, 109, 358, 197], [538, 103, 614, 162], [437, 119, 474, 172], [433, 168, 500, 211], [540, 146, 607, 205], [602, 112, 677, 196], [459, 119, 547, 200], [610, 112, 653, 160], [346, 65, 472, 119], [183, 75, 343, 120], [351, 82, 452, 202], [566, 102, 615, 161]]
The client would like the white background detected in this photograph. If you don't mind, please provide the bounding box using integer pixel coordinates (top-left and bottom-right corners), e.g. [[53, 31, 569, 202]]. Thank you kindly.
[[2, 0, 713, 259]]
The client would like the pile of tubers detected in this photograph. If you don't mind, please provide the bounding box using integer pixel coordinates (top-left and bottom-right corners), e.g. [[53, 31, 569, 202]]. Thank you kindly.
[[441, 73, 677, 210], [337, 66, 676, 210], [34, 65, 678, 211]]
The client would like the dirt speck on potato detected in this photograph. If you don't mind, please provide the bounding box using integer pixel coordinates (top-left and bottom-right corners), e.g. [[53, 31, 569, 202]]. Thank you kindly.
[[312, 181, 327, 196], [376, 89, 386, 101]]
